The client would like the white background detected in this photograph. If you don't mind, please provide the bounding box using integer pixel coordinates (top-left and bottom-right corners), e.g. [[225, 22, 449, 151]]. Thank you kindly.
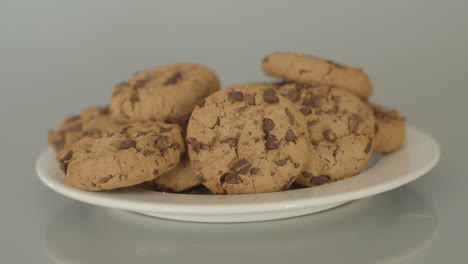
[[1, 0, 467, 263]]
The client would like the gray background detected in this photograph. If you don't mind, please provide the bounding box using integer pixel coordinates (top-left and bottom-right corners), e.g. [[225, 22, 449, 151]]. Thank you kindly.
[[1, 0, 467, 263]]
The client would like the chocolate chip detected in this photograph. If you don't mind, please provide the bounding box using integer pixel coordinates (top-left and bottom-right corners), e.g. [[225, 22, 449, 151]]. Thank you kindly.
[[364, 140, 373, 154], [265, 134, 279, 150], [263, 89, 279, 104], [133, 79, 148, 89], [322, 129, 336, 142], [82, 129, 97, 137], [348, 114, 360, 134], [331, 96, 341, 105], [243, 94, 256, 105], [307, 120, 319, 128], [220, 172, 242, 184], [188, 138, 201, 152], [198, 174, 207, 183], [275, 158, 288, 166], [333, 145, 340, 157], [58, 150, 73, 173], [156, 137, 170, 151], [119, 140, 136, 150], [285, 109, 295, 125], [232, 159, 251, 175], [134, 131, 146, 137], [152, 169, 159, 176], [302, 95, 321, 107], [228, 91, 243, 102], [249, 167, 260, 175], [53, 139, 65, 151], [130, 94, 140, 102], [311, 141, 319, 147], [299, 69, 310, 74], [296, 83, 315, 90], [221, 138, 237, 148], [120, 125, 133, 133], [161, 127, 173, 133], [287, 89, 300, 102], [142, 150, 154, 156], [301, 171, 314, 178], [263, 118, 275, 133], [285, 129, 297, 142], [164, 72, 182, 85], [100, 107, 111, 115], [311, 175, 330, 185], [299, 107, 312, 116], [283, 177, 296, 190], [98, 175, 112, 183]]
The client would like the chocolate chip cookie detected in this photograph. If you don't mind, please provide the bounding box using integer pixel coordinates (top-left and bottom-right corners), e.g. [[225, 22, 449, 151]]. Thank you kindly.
[[370, 103, 406, 153], [48, 106, 121, 152], [186, 84, 310, 194], [110, 63, 220, 123], [262, 51, 373, 99], [150, 154, 201, 192], [57, 121, 185, 191], [277, 83, 374, 187]]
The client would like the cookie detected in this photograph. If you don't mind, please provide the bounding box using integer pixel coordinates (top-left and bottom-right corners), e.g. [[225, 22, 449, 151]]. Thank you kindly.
[[186, 83, 310, 194], [262, 51, 373, 99], [48, 106, 121, 152], [110, 63, 220, 123], [277, 83, 374, 187], [370, 103, 406, 153], [150, 154, 201, 192], [57, 121, 185, 191]]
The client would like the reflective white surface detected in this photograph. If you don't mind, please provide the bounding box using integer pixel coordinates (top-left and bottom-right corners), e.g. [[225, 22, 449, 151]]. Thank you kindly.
[[44, 187, 437, 264], [36, 126, 439, 222], [1, 0, 467, 263]]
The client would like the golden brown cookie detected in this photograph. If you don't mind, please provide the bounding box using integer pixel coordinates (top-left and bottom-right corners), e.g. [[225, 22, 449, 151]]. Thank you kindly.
[[370, 103, 406, 153], [262, 51, 373, 99], [48, 106, 121, 152], [186, 83, 310, 194], [277, 83, 374, 187], [110, 63, 220, 123], [57, 121, 185, 191], [150, 154, 201, 192]]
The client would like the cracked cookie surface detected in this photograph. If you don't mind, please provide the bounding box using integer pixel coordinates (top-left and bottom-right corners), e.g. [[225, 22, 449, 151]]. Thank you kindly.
[[56, 121, 185, 191], [110, 63, 220, 123], [278, 83, 374, 186], [48, 106, 121, 153], [370, 103, 406, 153], [262, 51, 372, 99], [186, 83, 309, 194]]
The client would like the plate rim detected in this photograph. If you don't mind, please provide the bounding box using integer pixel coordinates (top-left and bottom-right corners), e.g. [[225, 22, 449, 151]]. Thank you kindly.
[[36, 125, 440, 215]]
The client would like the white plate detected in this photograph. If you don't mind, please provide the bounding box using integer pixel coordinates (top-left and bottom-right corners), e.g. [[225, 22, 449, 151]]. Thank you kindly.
[[36, 126, 440, 223]]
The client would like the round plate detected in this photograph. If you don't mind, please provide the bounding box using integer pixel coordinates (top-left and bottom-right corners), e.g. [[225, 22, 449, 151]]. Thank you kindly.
[[36, 126, 440, 223]]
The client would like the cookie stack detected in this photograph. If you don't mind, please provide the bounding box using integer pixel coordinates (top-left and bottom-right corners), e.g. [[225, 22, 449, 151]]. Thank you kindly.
[[48, 52, 406, 195]]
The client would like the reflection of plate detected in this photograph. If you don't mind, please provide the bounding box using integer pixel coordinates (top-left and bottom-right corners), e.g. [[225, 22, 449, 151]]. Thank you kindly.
[[44, 187, 437, 264], [36, 126, 440, 223]]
